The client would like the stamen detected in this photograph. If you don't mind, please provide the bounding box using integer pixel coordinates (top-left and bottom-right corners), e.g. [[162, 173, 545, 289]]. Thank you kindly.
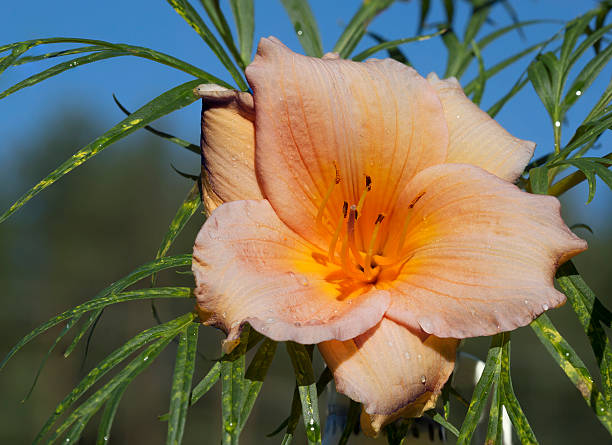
[[315, 163, 340, 226], [328, 201, 348, 262], [347, 205, 364, 266], [356, 175, 372, 216], [364, 214, 385, 280], [395, 192, 425, 255]]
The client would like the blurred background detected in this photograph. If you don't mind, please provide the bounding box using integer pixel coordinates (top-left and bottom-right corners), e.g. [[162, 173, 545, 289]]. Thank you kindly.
[[1, 1, 611, 444]]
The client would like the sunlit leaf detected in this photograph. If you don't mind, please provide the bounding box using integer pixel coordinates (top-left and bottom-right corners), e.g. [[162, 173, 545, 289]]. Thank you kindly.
[[531, 314, 612, 434], [499, 336, 538, 443], [229, 0, 255, 67], [167, 323, 199, 445], [280, 0, 324, 57], [286, 342, 320, 445], [0, 80, 202, 224], [333, 0, 395, 59], [198, 0, 243, 69], [240, 338, 277, 428], [96, 382, 129, 445], [485, 383, 503, 445], [166, 0, 248, 88], [457, 333, 505, 445], [221, 328, 249, 445], [352, 29, 445, 62], [152, 183, 202, 286], [529, 165, 549, 194], [427, 410, 460, 438], [0, 255, 191, 370]]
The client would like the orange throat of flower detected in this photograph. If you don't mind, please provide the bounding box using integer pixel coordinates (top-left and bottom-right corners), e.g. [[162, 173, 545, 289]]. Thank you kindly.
[[312, 166, 424, 288]]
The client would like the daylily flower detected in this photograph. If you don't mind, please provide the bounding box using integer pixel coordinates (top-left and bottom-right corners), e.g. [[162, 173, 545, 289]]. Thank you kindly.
[[192, 37, 587, 434]]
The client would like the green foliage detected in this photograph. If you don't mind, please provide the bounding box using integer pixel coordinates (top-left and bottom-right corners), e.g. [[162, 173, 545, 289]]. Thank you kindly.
[[2, 1, 612, 444]]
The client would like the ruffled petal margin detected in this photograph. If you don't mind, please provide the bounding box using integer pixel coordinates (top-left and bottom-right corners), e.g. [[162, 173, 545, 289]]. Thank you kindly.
[[384, 163, 587, 338], [192, 199, 390, 351], [319, 317, 457, 435], [427, 74, 535, 183]]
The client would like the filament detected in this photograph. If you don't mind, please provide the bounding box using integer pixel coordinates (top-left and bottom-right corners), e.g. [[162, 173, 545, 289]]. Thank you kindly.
[[315, 163, 340, 226]]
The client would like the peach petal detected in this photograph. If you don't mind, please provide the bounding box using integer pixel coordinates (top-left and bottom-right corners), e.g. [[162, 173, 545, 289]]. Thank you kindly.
[[384, 163, 587, 338], [195, 84, 261, 212], [318, 317, 457, 428], [427, 73, 535, 183], [192, 199, 390, 348], [246, 37, 448, 249]]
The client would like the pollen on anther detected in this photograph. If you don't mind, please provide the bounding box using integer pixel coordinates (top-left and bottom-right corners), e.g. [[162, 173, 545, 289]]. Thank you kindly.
[[342, 201, 348, 218], [365, 175, 372, 191], [375, 213, 385, 224], [333, 162, 341, 184]]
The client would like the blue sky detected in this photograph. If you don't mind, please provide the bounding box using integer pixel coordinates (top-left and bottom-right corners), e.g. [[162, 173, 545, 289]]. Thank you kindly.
[[1, 0, 611, 231]]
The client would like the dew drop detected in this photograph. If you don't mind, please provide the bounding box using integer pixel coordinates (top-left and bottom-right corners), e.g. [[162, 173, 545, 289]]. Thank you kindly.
[[555, 121, 561, 128], [404, 352, 411, 360], [417, 354, 422, 361], [297, 275, 309, 286], [565, 352, 570, 357], [542, 304, 549, 311], [297, 30, 303, 36], [266, 318, 276, 324], [455, 114, 461, 119], [575, 90, 582, 96], [143, 356, 149, 361], [524, 299, 529, 305], [420, 375, 427, 384]]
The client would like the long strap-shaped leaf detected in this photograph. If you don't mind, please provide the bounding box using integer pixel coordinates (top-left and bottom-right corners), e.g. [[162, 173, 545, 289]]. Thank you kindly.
[[0, 254, 192, 369], [531, 314, 612, 434], [0, 80, 201, 224], [286, 342, 321, 445], [166, 0, 248, 89], [333, 0, 395, 59], [35, 312, 196, 444], [0, 38, 228, 84], [280, 0, 324, 57], [229, 0, 255, 67], [457, 333, 505, 445], [351, 29, 445, 62], [167, 323, 199, 445]]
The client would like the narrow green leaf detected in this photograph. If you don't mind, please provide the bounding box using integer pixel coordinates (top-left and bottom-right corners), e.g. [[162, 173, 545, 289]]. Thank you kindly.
[[190, 361, 222, 406], [333, 0, 395, 59], [1, 255, 191, 370], [531, 314, 612, 433], [280, 0, 324, 57], [469, 39, 485, 106], [34, 313, 196, 443], [352, 29, 445, 62], [364, 31, 409, 64], [563, 42, 612, 113], [166, 0, 248, 88], [14, 46, 105, 65], [0, 43, 30, 74], [338, 400, 360, 445], [556, 261, 612, 407], [485, 383, 503, 445], [44, 334, 180, 444], [152, 183, 202, 286], [0, 51, 123, 100], [112, 94, 200, 155], [417, 0, 431, 34], [221, 328, 249, 445], [487, 76, 529, 118], [427, 410, 460, 438], [529, 166, 549, 194], [0, 38, 229, 84], [167, 323, 199, 445], [63, 410, 95, 444], [197, 0, 243, 68], [559, 111, 612, 158], [0, 80, 202, 224], [286, 343, 320, 445], [229, 0, 255, 67], [240, 338, 278, 428], [96, 382, 129, 445], [457, 333, 505, 445], [22, 315, 82, 402], [63, 308, 102, 359], [464, 0, 493, 44], [499, 335, 538, 444], [268, 366, 333, 437]]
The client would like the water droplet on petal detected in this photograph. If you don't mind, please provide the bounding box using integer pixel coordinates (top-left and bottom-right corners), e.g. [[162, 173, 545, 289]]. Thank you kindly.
[[420, 375, 427, 384], [404, 352, 411, 360], [542, 304, 549, 311], [417, 354, 422, 361]]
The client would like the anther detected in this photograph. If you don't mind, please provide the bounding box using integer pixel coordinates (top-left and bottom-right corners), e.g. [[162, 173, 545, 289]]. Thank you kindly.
[[315, 163, 341, 226], [328, 201, 349, 261], [356, 176, 372, 214], [347, 205, 364, 266], [364, 214, 385, 280]]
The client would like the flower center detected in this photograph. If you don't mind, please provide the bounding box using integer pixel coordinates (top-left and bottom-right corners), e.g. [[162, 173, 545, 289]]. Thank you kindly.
[[315, 166, 424, 284]]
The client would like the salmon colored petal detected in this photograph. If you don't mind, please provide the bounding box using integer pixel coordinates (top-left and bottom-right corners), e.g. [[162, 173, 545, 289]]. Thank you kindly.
[[384, 163, 587, 338], [195, 84, 262, 212], [318, 317, 457, 425], [192, 199, 390, 350], [246, 37, 448, 249], [427, 73, 535, 183]]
